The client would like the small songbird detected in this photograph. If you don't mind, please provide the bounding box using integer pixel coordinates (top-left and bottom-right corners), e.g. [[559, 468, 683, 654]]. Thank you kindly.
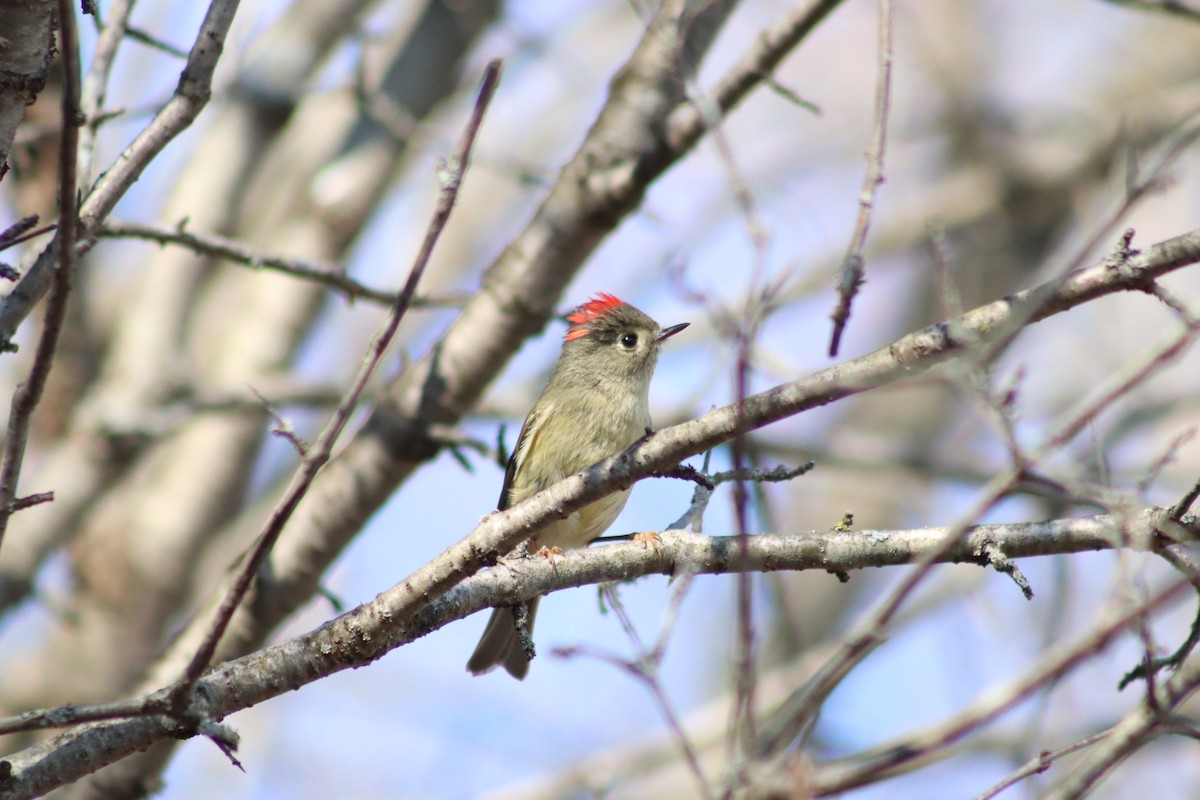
[[466, 293, 687, 679]]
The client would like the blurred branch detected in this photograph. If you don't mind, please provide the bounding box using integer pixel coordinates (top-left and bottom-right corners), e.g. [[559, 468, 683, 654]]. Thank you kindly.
[[98, 219, 468, 306], [772, 285, 1200, 757], [666, 0, 845, 151], [1043, 625, 1200, 799], [1169, 476, 1200, 520], [973, 728, 1114, 800], [828, 0, 894, 357], [0, 0, 241, 345], [76, 0, 134, 182], [809, 573, 1192, 795], [556, 581, 715, 800], [0, 0, 81, 553], [1118, 545, 1200, 688], [1100, 0, 1200, 22]]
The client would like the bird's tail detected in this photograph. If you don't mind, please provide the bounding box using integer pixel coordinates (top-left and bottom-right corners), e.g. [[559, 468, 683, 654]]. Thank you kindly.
[[466, 597, 540, 679]]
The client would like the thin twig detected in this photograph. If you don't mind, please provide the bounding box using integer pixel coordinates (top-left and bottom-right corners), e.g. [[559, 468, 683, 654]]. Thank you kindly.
[[1169, 476, 1200, 521], [98, 219, 469, 306], [679, 86, 786, 764], [0, 0, 82, 554], [665, 0, 847, 152], [1138, 428, 1197, 498], [0, 216, 41, 248], [1119, 546, 1200, 688], [710, 462, 814, 486], [828, 0, 894, 357], [1043, 320, 1200, 454], [1041, 620, 1200, 799], [0, 694, 171, 736], [123, 24, 189, 58], [0, 222, 57, 255], [77, 0, 135, 184], [168, 60, 504, 705], [644, 463, 715, 490], [553, 585, 716, 800], [974, 730, 1113, 800]]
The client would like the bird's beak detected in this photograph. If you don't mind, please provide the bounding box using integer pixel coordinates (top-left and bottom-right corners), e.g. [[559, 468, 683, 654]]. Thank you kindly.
[[656, 322, 689, 344]]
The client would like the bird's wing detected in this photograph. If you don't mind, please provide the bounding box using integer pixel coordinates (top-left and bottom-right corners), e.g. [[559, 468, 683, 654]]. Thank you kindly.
[[497, 400, 552, 511]]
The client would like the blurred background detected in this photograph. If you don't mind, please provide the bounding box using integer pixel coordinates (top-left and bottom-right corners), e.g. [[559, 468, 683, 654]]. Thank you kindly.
[[2, 0, 1200, 797]]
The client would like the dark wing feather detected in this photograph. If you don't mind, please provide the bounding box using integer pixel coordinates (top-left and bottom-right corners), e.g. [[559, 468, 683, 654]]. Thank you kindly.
[[496, 401, 549, 511]]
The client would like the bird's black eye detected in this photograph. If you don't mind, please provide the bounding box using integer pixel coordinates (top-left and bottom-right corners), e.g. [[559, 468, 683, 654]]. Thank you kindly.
[[620, 332, 638, 349]]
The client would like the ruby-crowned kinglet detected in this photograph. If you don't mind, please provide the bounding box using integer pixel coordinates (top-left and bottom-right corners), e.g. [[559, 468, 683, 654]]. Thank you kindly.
[[466, 293, 687, 679]]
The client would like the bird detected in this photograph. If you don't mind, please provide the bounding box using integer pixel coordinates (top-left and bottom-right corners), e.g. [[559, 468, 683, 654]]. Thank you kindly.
[[466, 293, 687, 679]]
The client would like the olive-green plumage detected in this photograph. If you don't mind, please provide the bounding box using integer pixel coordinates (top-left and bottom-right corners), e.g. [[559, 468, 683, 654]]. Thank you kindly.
[[466, 294, 686, 679]]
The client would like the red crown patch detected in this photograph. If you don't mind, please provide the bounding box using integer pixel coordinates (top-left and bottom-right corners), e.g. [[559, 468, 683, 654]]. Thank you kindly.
[[565, 293, 624, 341]]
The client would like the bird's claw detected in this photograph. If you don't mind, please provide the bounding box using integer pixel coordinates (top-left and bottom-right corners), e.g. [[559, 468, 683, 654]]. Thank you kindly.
[[633, 531, 662, 553], [535, 545, 564, 575]]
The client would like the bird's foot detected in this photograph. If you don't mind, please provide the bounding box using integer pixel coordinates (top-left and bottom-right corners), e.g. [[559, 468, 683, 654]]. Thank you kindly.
[[633, 531, 662, 552], [534, 545, 564, 575]]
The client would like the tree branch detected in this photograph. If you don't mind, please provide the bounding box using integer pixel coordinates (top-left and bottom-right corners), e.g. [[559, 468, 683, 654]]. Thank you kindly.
[[96, 219, 444, 306], [2, 510, 1194, 795]]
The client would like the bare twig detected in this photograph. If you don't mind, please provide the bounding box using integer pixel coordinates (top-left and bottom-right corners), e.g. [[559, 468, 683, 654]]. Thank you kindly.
[[1138, 427, 1197, 498], [0, 0, 82, 553], [122, 24, 189, 58], [1043, 320, 1199, 454], [828, 0, 894, 357], [0, 222, 56, 255], [1169, 476, 1200, 521], [553, 636, 715, 800], [9, 492, 53, 512], [1119, 546, 1200, 688], [1042, 627, 1200, 799], [710, 462, 815, 486], [0, 215, 41, 248], [665, 0, 847, 152], [98, 219, 465, 306], [972, 729, 1113, 800], [77, 0, 134, 183], [977, 540, 1034, 600], [644, 463, 715, 490], [249, 386, 308, 457], [0, 694, 171, 737]]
